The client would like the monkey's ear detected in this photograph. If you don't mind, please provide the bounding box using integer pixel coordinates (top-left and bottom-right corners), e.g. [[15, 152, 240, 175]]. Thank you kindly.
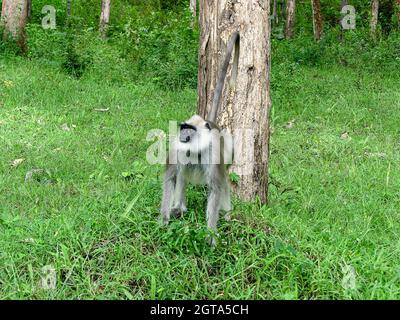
[[205, 122, 211, 130]]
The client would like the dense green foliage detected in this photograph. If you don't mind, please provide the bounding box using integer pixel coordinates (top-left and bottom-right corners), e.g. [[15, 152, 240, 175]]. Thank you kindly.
[[1, 0, 400, 88], [1, 0, 400, 299]]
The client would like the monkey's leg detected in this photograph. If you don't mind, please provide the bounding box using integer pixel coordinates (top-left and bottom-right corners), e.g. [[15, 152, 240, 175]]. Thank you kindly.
[[221, 181, 231, 211], [221, 182, 232, 221], [206, 187, 221, 246], [160, 167, 176, 225], [171, 173, 187, 217]]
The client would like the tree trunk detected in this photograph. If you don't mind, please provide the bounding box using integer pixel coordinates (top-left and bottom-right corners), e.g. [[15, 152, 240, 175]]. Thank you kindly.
[[197, 0, 271, 203], [311, 0, 323, 42], [285, 0, 296, 39], [99, 0, 111, 39], [1, 0, 28, 53], [370, 0, 379, 38], [190, 0, 196, 27], [395, 0, 400, 27]]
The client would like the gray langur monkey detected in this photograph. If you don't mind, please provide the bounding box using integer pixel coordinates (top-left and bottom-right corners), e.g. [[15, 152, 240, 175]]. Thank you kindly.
[[160, 31, 240, 245]]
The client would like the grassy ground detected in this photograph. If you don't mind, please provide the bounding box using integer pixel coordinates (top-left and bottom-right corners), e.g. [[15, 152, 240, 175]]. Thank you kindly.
[[0, 56, 399, 299]]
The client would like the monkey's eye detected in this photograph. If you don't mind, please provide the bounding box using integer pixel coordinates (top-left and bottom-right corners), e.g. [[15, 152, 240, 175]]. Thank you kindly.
[[205, 122, 211, 130], [180, 123, 196, 131]]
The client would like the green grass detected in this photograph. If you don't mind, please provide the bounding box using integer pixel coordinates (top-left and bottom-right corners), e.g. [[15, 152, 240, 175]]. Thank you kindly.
[[0, 56, 399, 299]]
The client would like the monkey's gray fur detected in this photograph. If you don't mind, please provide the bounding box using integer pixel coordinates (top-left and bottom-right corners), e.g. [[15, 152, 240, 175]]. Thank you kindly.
[[160, 31, 240, 245]]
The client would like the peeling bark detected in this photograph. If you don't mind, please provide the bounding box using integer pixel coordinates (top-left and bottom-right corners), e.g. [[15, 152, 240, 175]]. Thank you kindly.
[[197, 0, 272, 203], [285, 0, 296, 39], [311, 0, 323, 42], [1, 0, 29, 53]]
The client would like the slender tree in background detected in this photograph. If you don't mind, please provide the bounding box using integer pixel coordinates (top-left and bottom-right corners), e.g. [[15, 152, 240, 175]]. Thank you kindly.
[[311, 0, 323, 42], [339, 0, 349, 41], [395, 0, 400, 27], [1, 0, 29, 53], [280, 0, 286, 21], [100, 0, 111, 39], [190, 0, 196, 17], [272, 0, 278, 25], [65, 0, 72, 27], [189, 0, 196, 27], [67, 0, 72, 17], [198, 0, 271, 203], [285, 0, 296, 39], [370, 0, 379, 39], [27, 0, 32, 22]]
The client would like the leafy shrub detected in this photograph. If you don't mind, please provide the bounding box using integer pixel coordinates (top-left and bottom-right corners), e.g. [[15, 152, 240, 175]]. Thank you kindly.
[[0, 27, 24, 56], [61, 38, 92, 78], [273, 28, 400, 72], [26, 24, 68, 62], [113, 9, 199, 89]]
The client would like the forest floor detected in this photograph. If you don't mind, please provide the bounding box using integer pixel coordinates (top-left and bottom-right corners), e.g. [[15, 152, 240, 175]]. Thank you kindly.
[[1, 56, 399, 299]]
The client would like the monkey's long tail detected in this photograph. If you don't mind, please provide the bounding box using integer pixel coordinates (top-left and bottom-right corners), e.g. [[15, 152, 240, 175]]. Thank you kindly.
[[207, 31, 240, 123]]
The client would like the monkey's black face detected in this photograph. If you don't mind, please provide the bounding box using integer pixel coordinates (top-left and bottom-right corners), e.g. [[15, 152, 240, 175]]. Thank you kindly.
[[179, 123, 197, 143]]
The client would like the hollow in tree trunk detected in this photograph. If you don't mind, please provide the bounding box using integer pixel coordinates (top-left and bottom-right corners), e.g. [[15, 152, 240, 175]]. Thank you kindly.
[[197, 0, 272, 203]]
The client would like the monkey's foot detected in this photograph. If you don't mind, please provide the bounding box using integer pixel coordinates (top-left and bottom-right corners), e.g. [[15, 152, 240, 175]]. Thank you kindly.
[[224, 212, 232, 221], [206, 235, 217, 247], [159, 214, 170, 226], [171, 206, 187, 218]]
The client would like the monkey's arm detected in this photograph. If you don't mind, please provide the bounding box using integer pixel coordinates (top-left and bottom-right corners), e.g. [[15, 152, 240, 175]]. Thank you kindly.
[[171, 172, 187, 217], [205, 165, 227, 245]]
